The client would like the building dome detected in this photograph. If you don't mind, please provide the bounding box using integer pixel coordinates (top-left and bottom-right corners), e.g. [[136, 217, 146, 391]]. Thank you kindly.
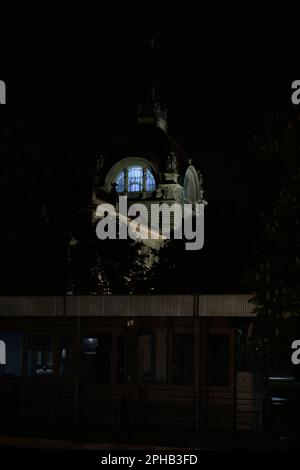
[[93, 79, 206, 207], [97, 123, 189, 188]]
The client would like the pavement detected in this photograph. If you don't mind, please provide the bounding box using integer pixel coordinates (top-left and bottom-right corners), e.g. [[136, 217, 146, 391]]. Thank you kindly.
[[0, 419, 287, 450]]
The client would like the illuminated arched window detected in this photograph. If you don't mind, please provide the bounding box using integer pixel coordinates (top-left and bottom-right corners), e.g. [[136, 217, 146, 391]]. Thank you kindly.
[[115, 166, 156, 193], [184, 166, 201, 203]]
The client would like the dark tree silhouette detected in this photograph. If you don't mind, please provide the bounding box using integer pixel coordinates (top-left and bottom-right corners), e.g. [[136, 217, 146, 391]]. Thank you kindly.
[[252, 110, 300, 319]]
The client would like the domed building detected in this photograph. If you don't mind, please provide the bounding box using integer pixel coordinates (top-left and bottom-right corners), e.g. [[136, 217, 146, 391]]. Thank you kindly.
[[92, 87, 206, 239]]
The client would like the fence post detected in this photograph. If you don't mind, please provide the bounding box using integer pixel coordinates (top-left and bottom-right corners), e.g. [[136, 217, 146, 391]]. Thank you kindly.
[[194, 315, 200, 430], [73, 316, 82, 423], [120, 394, 131, 434]]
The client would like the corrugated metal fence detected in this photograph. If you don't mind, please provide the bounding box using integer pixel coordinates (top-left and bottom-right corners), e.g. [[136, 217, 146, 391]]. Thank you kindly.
[[0, 295, 255, 317]]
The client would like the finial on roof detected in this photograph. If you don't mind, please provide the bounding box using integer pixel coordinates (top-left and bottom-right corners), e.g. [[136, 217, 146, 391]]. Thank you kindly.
[[150, 36, 155, 50], [137, 36, 168, 132]]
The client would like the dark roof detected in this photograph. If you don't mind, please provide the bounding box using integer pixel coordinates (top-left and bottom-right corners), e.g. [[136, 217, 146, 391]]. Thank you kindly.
[[103, 123, 188, 177]]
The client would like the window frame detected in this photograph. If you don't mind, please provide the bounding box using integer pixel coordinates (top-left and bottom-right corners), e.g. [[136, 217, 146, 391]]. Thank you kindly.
[[104, 157, 158, 194], [115, 165, 156, 193]]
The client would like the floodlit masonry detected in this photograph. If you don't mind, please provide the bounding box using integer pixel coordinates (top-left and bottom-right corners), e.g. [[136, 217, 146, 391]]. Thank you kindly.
[[95, 196, 205, 251]]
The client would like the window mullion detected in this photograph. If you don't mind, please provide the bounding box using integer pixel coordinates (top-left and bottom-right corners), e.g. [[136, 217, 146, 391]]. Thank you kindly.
[[142, 168, 147, 192], [124, 168, 128, 192]]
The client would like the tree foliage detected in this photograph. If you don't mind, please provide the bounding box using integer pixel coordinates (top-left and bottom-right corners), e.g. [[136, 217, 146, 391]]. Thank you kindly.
[[252, 110, 300, 319]]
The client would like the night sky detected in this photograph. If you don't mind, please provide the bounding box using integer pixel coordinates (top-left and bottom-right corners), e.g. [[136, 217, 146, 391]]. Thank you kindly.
[[0, 4, 299, 294]]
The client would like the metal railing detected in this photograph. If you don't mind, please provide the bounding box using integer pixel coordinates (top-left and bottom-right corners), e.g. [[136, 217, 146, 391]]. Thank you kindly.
[[0, 382, 267, 433]]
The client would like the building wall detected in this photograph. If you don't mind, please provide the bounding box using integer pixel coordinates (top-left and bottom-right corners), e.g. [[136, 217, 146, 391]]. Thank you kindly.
[[0, 316, 241, 429]]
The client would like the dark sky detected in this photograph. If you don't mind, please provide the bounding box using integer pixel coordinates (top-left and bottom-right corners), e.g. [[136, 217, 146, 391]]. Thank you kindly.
[[0, 4, 299, 294]]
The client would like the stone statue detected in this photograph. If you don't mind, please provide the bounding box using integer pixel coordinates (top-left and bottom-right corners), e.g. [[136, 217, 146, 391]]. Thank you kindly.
[[111, 182, 118, 194], [197, 170, 203, 187], [96, 155, 104, 173], [166, 152, 177, 172]]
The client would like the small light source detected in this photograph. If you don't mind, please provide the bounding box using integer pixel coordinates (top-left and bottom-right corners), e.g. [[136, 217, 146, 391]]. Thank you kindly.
[[127, 320, 135, 327], [83, 337, 98, 354]]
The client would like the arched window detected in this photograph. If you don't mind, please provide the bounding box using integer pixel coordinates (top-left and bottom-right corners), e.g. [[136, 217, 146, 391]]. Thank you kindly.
[[115, 166, 156, 193], [184, 166, 201, 203]]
